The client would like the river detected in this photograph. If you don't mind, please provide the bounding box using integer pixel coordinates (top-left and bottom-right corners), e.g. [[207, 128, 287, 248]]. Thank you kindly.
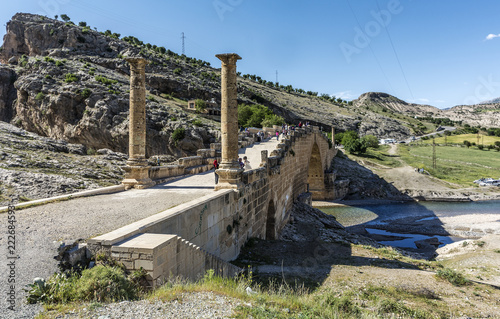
[[317, 200, 500, 249]]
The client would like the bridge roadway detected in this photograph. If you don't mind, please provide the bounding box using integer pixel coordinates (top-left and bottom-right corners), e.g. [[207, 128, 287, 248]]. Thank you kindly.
[[0, 137, 279, 316]]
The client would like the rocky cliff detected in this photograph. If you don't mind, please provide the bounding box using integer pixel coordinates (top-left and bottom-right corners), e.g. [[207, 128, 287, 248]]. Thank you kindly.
[[0, 13, 220, 157]]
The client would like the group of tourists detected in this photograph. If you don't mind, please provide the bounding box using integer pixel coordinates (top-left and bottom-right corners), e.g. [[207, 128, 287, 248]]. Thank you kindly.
[[213, 156, 251, 184], [275, 121, 311, 140]]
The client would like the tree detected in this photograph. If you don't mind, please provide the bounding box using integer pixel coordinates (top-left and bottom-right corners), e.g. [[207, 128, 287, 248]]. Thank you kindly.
[[341, 130, 367, 154], [463, 140, 471, 148], [261, 114, 285, 127], [361, 135, 379, 149], [194, 99, 206, 113], [60, 14, 70, 22], [78, 21, 87, 27]]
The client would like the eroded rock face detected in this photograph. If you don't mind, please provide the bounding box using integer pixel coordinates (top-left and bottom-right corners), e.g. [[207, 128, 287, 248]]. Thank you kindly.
[[0, 13, 219, 157], [0, 66, 17, 121]]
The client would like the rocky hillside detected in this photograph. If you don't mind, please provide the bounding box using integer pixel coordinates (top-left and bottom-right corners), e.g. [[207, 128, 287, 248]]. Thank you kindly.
[[0, 121, 128, 205], [0, 13, 424, 146], [353, 92, 500, 128]]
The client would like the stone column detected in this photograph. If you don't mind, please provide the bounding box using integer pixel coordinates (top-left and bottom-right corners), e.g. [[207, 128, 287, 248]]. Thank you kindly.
[[215, 53, 243, 190], [122, 57, 154, 189]]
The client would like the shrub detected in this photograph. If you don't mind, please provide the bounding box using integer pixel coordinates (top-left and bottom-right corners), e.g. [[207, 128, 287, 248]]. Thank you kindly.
[[172, 127, 185, 144], [55, 60, 64, 67], [95, 75, 117, 85], [35, 92, 45, 100], [19, 54, 28, 67], [477, 144, 484, 150], [64, 73, 78, 83], [173, 68, 182, 75], [80, 88, 91, 98], [76, 266, 136, 302], [44, 74, 52, 79], [192, 119, 203, 127], [436, 268, 470, 286], [25, 266, 138, 304], [194, 99, 206, 113]]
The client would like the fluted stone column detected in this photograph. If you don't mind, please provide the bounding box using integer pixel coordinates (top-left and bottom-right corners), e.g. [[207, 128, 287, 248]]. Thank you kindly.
[[215, 53, 243, 190], [122, 57, 154, 189]]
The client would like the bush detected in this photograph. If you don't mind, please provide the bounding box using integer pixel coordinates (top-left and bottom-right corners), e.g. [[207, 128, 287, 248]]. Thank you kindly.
[[19, 54, 28, 67], [192, 119, 203, 127], [77, 266, 136, 302], [35, 92, 45, 100], [25, 266, 138, 304], [55, 60, 64, 67], [194, 99, 206, 113], [173, 68, 182, 75], [64, 73, 78, 83], [95, 75, 117, 85], [80, 88, 91, 98], [436, 268, 469, 286], [477, 144, 484, 150], [172, 127, 185, 143]]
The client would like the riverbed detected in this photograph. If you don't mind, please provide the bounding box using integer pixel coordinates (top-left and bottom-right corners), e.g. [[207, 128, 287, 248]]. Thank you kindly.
[[316, 200, 500, 252]]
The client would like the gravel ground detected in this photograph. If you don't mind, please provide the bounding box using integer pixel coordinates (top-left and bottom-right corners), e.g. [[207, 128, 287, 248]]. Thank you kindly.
[[54, 292, 247, 319], [0, 139, 278, 319]]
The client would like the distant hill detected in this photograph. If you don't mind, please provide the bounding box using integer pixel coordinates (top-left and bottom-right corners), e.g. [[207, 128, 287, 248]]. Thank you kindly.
[[480, 97, 500, 104]]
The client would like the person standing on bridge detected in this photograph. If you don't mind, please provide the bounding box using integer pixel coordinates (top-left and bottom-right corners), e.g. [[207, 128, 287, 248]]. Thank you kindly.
[[243, 156, 251, 170], [213, 159, 219, 184]]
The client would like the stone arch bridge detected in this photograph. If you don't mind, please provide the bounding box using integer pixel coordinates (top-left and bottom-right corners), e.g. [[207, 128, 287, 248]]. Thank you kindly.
[[89, 54, 340, 285]]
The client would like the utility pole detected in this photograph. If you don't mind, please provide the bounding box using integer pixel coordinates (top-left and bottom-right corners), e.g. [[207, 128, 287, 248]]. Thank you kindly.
[[181, 32, 185, 55], [432, 136, 436, 170]]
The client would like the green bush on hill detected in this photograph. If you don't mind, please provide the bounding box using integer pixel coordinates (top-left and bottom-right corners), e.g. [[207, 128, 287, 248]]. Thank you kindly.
[[237, 104, 284, 128]]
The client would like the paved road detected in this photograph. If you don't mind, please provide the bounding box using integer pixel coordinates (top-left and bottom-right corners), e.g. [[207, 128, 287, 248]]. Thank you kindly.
[[0, 137, 279, 319]]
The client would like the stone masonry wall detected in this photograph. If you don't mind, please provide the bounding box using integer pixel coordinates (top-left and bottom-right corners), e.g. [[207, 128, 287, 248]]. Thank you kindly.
[[89, 127, 336, 282]]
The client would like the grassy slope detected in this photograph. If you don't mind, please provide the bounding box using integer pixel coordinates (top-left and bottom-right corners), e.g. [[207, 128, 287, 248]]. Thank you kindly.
[[420, 133, 500, 146], [399, 144, 500, 186], [36, 245, 500, 319]]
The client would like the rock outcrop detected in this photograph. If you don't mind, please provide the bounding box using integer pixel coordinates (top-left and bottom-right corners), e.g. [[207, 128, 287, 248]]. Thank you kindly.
[[0, 13, 220, 157]]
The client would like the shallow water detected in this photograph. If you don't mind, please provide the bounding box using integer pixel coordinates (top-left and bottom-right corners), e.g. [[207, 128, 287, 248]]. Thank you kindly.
[[317, 200, 500, 248], [318, 200, 500, 227]]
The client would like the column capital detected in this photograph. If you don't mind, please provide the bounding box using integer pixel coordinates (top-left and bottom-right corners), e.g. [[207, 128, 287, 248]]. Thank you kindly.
[[216, 53, 242, 65], [125, 57, 149, 70]]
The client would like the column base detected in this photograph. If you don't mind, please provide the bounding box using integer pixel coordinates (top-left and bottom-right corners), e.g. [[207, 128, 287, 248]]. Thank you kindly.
[[214, 168, 244, 190], [122, 165, 154, 190]]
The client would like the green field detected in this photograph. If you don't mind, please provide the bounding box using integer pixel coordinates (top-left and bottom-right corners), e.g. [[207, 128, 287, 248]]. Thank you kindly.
[[399, 144, 500, 186], [419, 133, 500, 146]]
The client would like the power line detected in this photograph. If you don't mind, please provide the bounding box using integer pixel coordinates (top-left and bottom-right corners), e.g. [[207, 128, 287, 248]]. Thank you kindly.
[[346, 0, 396, 95], [376, 0, 414, 100]]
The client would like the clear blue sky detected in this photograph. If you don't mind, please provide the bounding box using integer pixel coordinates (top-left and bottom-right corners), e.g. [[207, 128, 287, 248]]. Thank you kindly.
[[2, 0, 500, 109]]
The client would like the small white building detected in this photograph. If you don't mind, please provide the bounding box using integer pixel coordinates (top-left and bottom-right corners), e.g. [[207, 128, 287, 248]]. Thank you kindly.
[[379, 138, 396, 145]]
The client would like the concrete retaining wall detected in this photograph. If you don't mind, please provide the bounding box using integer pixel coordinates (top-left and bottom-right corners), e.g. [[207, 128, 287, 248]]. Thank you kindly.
[[111, 233, 241, 286]]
